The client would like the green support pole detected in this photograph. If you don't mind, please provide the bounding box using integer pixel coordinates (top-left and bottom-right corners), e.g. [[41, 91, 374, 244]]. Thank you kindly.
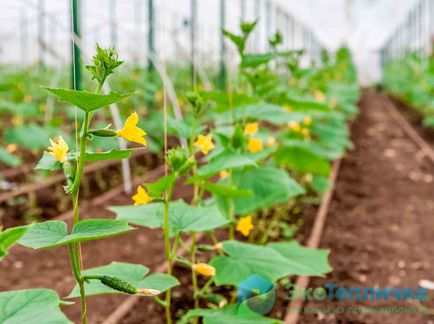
[[190, 0, 197, 86], [218, 0, 226, 90], [70, 0, 82, 90], [147, 0, 155, 74]]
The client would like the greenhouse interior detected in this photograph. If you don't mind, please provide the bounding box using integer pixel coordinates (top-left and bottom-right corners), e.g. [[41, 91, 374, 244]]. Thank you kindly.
[[0, 0, 433, 323]]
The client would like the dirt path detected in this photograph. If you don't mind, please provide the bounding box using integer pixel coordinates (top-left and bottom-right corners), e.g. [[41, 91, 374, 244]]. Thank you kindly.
[[300, 90, 434, 323]]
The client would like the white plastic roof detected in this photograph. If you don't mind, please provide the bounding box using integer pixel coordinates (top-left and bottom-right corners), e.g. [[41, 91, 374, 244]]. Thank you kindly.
[[0, 0, 424, 84]]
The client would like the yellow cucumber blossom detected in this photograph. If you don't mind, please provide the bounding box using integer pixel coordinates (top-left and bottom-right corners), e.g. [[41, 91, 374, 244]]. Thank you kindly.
[[314, 90, 325, 102], [219, 170, 229, 180], [194, 134, 214, 155], [303, 117, 313, 126], [236, 215, 254, 237], [247, 138, 263, 153], [288, 121, 301, 132], [214, 242, 223, 251], [301, 128, 311, 139], [117, 112, 147, 146], [192, 263, 216, 277], [267, 136, 276, 147], [48, 136, 69, 163], [243, 122, 259, 136], [132, 185, 151, 206], [6, 144, 17, 153]]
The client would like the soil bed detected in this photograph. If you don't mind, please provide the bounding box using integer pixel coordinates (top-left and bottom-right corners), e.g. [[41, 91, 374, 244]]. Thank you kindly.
[[299, 90, 434, 323]]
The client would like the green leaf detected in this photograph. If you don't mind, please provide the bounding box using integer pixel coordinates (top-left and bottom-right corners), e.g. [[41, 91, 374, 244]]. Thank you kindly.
[[35, 151, 63, 171], [200, 182, 253, 198], [43, 88, 133, 112], [68, 262, 179, 298], [19, 219, 134, 249], [4, 124, 53, 150], [310, 175, 331, 193], [197, 152, 257, 176], [218, 166, 305, 215], [274, 145, 331, 176], [111, 200, 229, 235], [0, 225, 31, 261], [0, 147, 21, 167], [0, 289, 71, 323], [186, 305, 281, 323], [210, 240, 332, 286], [85, 149, 134, 162], [144, 174, 177, 198]]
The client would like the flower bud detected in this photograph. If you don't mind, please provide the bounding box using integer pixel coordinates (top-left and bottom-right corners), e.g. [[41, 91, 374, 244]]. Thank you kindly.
[[167, 147, 195, 175]]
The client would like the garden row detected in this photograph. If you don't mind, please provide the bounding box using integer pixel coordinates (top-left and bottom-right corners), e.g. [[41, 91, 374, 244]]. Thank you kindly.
[[0, 21, 359, 323]]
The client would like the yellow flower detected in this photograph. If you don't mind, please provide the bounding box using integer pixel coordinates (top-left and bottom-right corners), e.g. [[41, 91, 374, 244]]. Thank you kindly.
[[236, 215, 254, 237], [132, 186, 151, 206], [6, 144, 17, 153], [247, 138, 263, 153], [192, 263, 216, 277], [303, 117, 313, 126], [214, 242, 223, 251], [219, 170, 229, 180], [314, 90, 325, 102], [194, 134, 214, 155], [48, 136, 69, 163], [243, 122, 258, 136], [117, 112, 147, 146], [267, 136, 276, 147], [301, 128, 311, 139], [12, 115, 23, 126], [288, 121, 301, 132]]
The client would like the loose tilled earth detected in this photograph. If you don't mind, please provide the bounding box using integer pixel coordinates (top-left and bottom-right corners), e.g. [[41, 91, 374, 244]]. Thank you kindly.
[[1, 90, 434, 323], [300, 90, 434, 324]]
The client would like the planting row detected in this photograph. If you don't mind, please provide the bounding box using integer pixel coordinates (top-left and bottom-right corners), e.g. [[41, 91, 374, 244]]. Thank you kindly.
[[0, 22, 359, 323], [383, 52, 434, 128]]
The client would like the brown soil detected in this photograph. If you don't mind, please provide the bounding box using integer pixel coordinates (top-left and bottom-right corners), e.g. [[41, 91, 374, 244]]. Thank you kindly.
[[2, 90, 434, 324], [300, 90, 434, 323]]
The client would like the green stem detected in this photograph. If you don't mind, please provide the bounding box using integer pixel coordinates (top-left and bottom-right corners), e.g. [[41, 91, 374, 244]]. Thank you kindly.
[[195, 278, 214, 298], [190, 233, 199, 312], [163, 183, 175, 324]]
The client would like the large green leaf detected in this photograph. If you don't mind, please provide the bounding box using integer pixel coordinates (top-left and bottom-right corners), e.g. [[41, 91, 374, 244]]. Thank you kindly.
[[274, 145, 331, 176], [44, 88, 133, 112], [19, 219, 134, 249], [35, 151, 63, 171], [68, 262, 179, 298], [111, 200, 229, 235], [0, 289, 71, 323], [197, 152, 257, 176], [4, 124, 52, 150], [0, 225, 31, 261], [200, 182, 253, 198], [186, 305, 281, 324], [218, 166, 304, 215], [144, 174, 177, 198], [217, 104, 303, 126], [210, 240, 332, 286], [0, 147, 21, 167]]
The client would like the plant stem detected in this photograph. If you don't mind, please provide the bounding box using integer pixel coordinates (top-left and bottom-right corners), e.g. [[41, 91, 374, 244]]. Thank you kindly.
[[163, 184, 174, 324], [190, 233, 199, 313]]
